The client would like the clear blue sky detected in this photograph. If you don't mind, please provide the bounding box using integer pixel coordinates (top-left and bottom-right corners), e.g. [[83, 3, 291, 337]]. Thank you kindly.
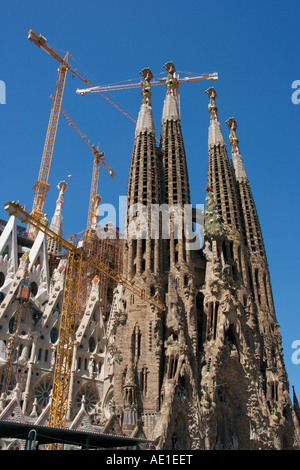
[[1, 1, 300, 399]]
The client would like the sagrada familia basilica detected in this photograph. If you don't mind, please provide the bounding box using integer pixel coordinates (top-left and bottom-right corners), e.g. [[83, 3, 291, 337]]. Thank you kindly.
[[0, 62, 299, 450]]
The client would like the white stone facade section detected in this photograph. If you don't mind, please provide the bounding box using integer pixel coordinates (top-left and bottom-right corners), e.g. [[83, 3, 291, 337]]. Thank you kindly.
[[208, 118, 225, 147], [162, 93, 179, 123], [231, 150, 248, 180], [135, 102, 155, 137]]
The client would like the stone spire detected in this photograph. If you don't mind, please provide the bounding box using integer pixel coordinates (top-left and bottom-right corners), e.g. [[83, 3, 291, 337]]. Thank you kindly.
[[205, 89, 241, 233], [160, 62, 191, 269], [204, 187, 226, 244], [226, 117, 248, 180], [135, 67, 155, 138], [205, 87, 225, 147], [124, 66, 162, 280], [113, 68, 164, 431], [224, 118, 294, 424], [107, 76, 300, 450], [48, 181, 68, 254], [204, 90, 248, 325], [293, 386, 300, 425], [157, 62, 199, 446], [226, 117, 265, 257], [225, 116, 271, 310]]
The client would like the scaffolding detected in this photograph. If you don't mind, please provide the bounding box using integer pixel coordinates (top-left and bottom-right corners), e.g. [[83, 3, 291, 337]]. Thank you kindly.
[[77, 224, 123, 321]]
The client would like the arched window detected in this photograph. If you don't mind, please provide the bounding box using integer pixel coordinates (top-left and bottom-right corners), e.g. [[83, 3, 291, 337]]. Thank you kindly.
[[89, 337, 96, 353], [132, 324, 141, 359], [37, 348, 42, 361], [50, 327, 58, 344], [30, 282, 38, 297], [0, 272, 5, 288], [76, 387, 98, 413], [35, 380, 52, 411], [8, 317, 15, 334]]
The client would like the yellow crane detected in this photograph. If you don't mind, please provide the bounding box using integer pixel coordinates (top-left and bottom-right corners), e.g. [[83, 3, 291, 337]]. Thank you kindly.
[[27, 29, 135, 238], [4, 201, 165, 449], [27, 46, 69, 237], [77, 69, 218, 94], [76, 60, 219, 118], [51, 96, 115, 231], [28, 29, 138, 121]]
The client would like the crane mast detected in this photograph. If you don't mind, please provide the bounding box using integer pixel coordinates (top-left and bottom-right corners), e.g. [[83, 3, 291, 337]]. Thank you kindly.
[[27, 56, 68, 238], [49, 248, 83, 443]]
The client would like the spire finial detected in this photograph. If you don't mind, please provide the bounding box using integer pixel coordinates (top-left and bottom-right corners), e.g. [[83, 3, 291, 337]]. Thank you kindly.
[[161, 61, 180, 122], [58, 180, 68, 193], [135, 68, 155, 137], [140, 67, 153, 103], [226, 117, 247, 180], [80, 394, 86, 411], [206, 87, 218, 120], [163, 61, 179, 95], [226, 117, 240, 153], [54, 180, 68, 214], [206, 88, 225, 146]]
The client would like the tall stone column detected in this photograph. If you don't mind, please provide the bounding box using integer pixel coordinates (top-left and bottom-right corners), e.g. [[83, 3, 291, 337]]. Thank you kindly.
[[113, 68, 165, 436], [226, 117, 292, 422]]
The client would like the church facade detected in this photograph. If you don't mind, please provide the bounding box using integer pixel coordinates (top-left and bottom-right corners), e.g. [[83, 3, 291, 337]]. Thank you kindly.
[[0, 63, 299, 450]]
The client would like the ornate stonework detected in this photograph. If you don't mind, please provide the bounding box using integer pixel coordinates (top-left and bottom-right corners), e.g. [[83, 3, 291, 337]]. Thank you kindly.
[[0, 73, 299, 450]]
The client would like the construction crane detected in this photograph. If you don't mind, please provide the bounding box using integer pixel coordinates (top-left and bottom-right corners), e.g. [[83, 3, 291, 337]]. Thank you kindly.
[[76, 61, 218, 117], [27, 44, 69, 238], [4, 201, 165, 449], [28, 30, 216, 231], [76, 71, 218, 94], [27, 29, 135, 238], [51, 96, 115, 231], [28, 29, 137, 123]]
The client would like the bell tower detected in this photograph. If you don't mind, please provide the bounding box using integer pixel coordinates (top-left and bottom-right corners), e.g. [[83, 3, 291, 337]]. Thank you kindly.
[[112, 68, 165, 438]]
